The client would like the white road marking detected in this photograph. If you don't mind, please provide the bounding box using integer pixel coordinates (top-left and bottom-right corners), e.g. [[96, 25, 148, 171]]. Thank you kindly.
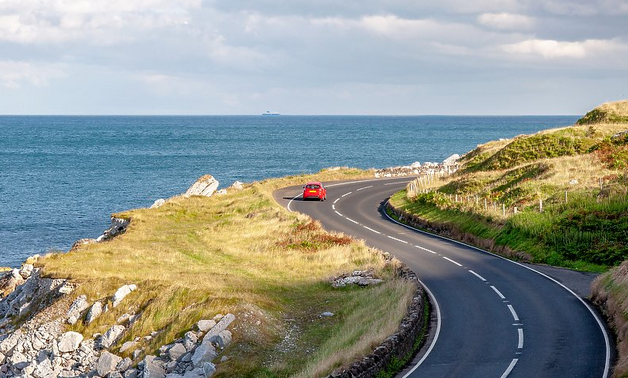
[[341, 192, 352, 197], [442, 256, 462, 267], [508, 305, 520, 322], [399, 280, 442, 378], [363, 226, 382, 234], [333, 198, 340, 204], [491, 286, 506, 300], [518, 328, 524, 349], [415, 245, 437, 254], [468, 270, 487, 282], [332, 204, 336, 210], [382, 199, 611, 378], [287, 194, 302, 212], [345, 217, 359, 225], [387, 236, 408, 244], [356, 185, 373, 191], [499, 359, 519, 378], [334, 210, 344, 217], [384, 182, 410, 185]]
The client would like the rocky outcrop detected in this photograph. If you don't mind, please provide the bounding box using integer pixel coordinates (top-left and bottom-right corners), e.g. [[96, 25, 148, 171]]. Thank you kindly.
[[151, 198, 167, 209], [375, 156, 460, 178], [332, 270, 384, 288], [97, 217, 131, 242], [184, 175, 219, 197]]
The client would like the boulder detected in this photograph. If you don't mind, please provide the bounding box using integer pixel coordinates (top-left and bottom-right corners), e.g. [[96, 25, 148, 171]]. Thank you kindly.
[[101, 325, 126, 349], [183, 331, 198, 351], [229, 181, 244, 190], [443, 154, 460, 166], [113, 284, 137, 307], [67, 295, 90, 324], [207, 330, 231, 349], [142, 355, 166, 378], [0, 269, 25, 298], [19, 264, 34, 279], [97, 351, 123, 377], [168, 343, 186, 361], [184, 175, 219, 197], [183, 368, 206, 378], [86, 301, 103, 324], [191, 343, 217, 367], [99, 217, 131, 241], [151, 199, 166, 209], [117, 357, 133, 372], [201, 314, 235, 343], [203, 362, 217, 377], [58, 331, 83, 353], [197, 320, 216, 332], [120, 340, 137, 353]]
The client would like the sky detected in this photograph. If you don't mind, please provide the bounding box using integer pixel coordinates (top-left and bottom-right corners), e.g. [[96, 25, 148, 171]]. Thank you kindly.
[[0, 0, 627, 115]]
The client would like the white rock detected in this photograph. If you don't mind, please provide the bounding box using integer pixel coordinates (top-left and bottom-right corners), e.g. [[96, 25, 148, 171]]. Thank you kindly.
[[117, 357, 133, 372], [101, 325, 126, 349], [443, 154, 460, 165], [321, 312, 334, 317], [98, 351, 123, 377], [86, 301, 103, 324], [168, 343, 186, 361], [151, 199, 166, 209], [66, 295, 90, 324], [113, 284, 137, 307], [120, 341, 137, 353], [196, 320, 216, 332], [203, 362, 216, 377], [184, 175, 219, 197], [191, 343, 217, 367], [18, 264, 34, 279], [216, 189, 227, 195], [142, 355, 166, 378], [58, 331, 83, 353], [229, 181, 244, 190], [201, 314, 235, 343], [207, 330, 231, 349]]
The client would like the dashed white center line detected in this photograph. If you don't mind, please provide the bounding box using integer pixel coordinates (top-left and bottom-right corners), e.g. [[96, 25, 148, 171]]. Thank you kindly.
[[334, 210, 344, 217], [415, 245, 437, 254], [442, 256, 463, 267], [507, 304, 520, 322], [363, 226, 382, 234], [499, 359, 518, 378], [356, 185, 373, 191], [333, 198, 340, 204], [387, 236, 408, 244], [468, 270, 487, 282], [345, 217, 359, 225], [332, 204, 336, 210], [518, 328, 524, 349], [491, 286, 506, 300], [341, 192, 352, 197]]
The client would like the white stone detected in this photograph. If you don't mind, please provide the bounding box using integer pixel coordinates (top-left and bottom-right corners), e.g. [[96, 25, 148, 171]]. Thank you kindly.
[[184, 175, 219, 197], [201, 314, 235, 343], [101, 325, 126, 349], [168, 343, 186, 361], [86, 301, 103, 324], [191, 343, 217, 367], [151, 199, 166, 209], [142, 355, 166, 378], [58, 331, 83, 353], [66, 295, 90, 324], [120, 341, 137, 353], [196, 320, 216, 332], [98, 351, 123, 377], [112, 284, 137, 307], [321, 312, 334, 317], [183, 368, 205, 378], [229, 181, 244, 190], [443, 154, 460, 165], [19, 264, 34, 279], [207, 330, 231, 349], [203, 362, 216, 377]]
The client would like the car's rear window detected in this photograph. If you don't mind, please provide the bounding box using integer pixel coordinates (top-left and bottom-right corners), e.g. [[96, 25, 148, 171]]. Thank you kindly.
[[306, 184, 320, 189]]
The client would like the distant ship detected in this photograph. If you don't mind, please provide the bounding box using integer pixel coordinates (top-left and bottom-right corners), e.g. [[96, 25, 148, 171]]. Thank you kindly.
[[262, 111, 281, 116]]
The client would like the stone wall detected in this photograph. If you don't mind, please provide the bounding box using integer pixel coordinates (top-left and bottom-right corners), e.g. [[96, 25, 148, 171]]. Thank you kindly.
[[322, 266, 427, 378]]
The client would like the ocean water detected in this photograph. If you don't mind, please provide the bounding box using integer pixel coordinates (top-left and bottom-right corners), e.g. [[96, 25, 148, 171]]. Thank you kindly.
[[0, 115, 579, 267]]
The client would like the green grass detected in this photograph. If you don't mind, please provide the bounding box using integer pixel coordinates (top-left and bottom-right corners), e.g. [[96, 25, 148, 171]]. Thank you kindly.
[[36, 168, 416, 377]]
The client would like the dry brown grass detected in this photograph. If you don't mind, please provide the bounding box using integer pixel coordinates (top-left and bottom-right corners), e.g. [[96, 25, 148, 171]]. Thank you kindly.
[[36, 168, 416, 377]]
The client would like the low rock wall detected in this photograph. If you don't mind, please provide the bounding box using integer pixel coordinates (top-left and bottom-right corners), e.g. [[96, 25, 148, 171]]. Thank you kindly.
[[322, 266, 427, 378]]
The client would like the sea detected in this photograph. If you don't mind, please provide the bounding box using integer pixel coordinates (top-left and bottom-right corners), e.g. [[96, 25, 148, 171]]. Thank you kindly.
[[0, 115, 579, 268]]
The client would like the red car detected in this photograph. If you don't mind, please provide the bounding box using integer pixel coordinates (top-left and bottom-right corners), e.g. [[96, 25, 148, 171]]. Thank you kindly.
[[303, 182, 327, 201]]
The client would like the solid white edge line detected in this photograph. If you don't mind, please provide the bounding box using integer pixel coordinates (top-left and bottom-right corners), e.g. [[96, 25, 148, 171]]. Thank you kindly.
[[363, 226, 382, 234], [400, 279, 442, 378], [468, 270, 487, 282], [499, 358, 519, 378], [287, 194, 302, 212], [442, 256, 462, 267], [507, 304, 520, 322], [383, 200, 611, 378], [518, 328, 524, 349], [491, 285, 506, 300], [345, 217, 359, 225]]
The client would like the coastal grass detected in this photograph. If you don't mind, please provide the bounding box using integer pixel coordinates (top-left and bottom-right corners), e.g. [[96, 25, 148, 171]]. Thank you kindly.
[[393, 110, 628, 272], [37, 168, 416, 377]]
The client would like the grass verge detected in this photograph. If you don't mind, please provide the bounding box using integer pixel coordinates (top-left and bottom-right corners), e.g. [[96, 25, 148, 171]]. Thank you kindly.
[[35, 167, 417, 377]]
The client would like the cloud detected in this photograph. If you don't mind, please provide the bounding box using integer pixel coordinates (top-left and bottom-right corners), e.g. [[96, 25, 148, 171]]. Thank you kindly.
[[502, 38, 625, 59], [477, 13, 534, 30], [0, 61, 66, 89]]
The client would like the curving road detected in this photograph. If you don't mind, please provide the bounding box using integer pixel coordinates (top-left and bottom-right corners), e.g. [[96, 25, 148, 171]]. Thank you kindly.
[[274, 177, 611, 378]]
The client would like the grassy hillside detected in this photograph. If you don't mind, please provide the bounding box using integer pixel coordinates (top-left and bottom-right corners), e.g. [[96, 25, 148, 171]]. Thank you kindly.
[[390, 100, 628, 272], [37, 168, 418, 377]]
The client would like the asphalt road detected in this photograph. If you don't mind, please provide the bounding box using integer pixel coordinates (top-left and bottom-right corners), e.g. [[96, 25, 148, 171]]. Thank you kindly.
[[274, 177, 611, 378]]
